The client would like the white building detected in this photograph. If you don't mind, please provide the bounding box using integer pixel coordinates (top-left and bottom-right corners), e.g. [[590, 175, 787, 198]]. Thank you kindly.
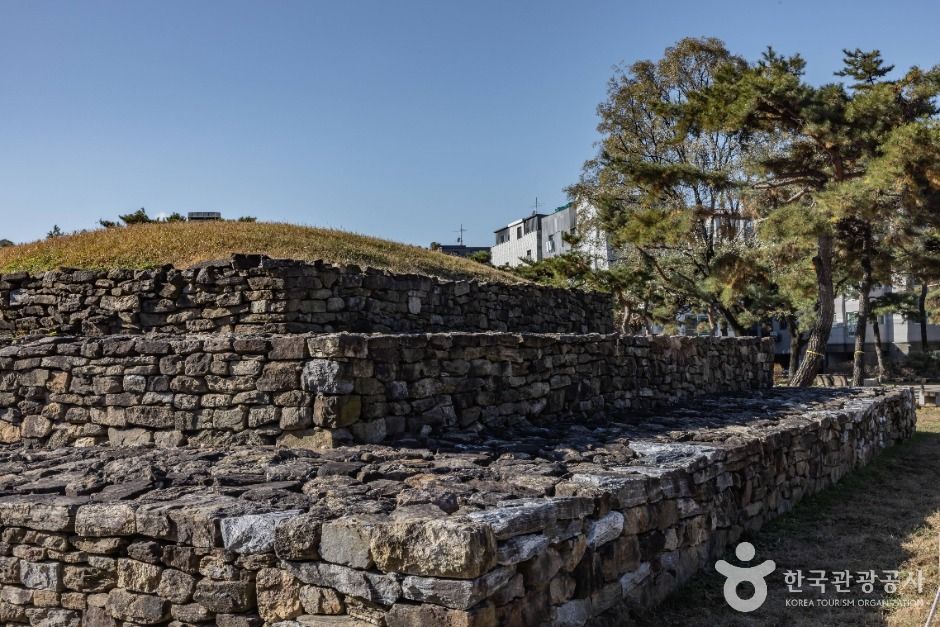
[[492, 213, 544, 267], [764, 285, 940, 367], [491, 201, 615, 269], [828, 289, 940, 356]]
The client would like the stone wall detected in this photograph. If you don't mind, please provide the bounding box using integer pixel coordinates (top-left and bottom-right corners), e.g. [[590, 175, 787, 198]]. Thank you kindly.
[[0, 257, 915, 626], [0, 333, 773, 449], [0, 256, 613, 337], [0, 388, 915, 626]]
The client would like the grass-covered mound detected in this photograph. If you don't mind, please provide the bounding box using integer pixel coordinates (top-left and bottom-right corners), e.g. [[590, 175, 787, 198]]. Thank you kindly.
[[0, 221, 519, 283]]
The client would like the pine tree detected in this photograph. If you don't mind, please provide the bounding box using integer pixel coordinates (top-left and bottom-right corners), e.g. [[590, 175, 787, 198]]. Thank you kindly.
[[119, 208, 153, 225], [696, 47, 940, 385], [570, 38, 758, 336]]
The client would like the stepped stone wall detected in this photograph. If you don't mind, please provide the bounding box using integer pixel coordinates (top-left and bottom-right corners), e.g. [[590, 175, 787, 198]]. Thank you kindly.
[[0, 388, 915, 626], [0, 333, 772, 449], [0, 257, 917, 626], [0, 257, 614, 337]]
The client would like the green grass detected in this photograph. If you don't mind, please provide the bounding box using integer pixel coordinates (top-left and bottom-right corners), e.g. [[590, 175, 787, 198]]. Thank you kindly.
[[0, 221, 522, 283]]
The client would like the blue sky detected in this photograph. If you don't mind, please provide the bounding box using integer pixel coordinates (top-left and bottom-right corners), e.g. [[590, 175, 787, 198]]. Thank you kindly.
[[2, 0, 940, 246]]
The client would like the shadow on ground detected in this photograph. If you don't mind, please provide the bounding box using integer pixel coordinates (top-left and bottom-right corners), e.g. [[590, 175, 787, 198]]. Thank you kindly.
[[603, 406, 940, 627]]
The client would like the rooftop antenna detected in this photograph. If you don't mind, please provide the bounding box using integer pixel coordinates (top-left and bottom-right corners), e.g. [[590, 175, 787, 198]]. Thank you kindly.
[[530, 197, 541, 215], [455, 224, 466, 245]]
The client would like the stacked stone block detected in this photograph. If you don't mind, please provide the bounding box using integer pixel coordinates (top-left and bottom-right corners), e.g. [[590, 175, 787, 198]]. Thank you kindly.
[[0, 388, 915, 626], [0, 333, 772, 450], [0, 256, 613, 337], [0, 259, 918, 626]]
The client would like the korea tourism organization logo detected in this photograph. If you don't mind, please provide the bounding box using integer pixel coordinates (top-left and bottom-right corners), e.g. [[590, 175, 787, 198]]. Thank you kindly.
[[715, 542, 776, 612], [715, 541, 934, 614]]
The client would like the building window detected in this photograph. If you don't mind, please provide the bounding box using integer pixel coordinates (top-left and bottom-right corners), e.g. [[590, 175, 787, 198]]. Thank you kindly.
[[546, 234, 555, 253], [516, 226, 523, 239], [526, 250, 532, 258], [846, 312, 859, 335]]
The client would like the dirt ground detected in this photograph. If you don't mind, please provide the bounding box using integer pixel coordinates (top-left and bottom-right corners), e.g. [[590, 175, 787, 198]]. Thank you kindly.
[[629, 405, 940, 627]]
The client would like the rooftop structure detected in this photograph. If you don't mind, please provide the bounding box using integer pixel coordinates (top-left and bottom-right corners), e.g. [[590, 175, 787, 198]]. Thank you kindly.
[[187, 211, 222, 221], [431, 243, 490, 258]]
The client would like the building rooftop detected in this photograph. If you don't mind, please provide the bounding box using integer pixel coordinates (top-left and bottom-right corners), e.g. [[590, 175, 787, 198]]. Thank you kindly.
[[494, 213, 546, 233]]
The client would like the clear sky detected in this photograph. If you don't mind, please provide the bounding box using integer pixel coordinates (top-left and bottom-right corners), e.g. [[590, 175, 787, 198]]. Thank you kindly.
[[2, 0, 940, 247]]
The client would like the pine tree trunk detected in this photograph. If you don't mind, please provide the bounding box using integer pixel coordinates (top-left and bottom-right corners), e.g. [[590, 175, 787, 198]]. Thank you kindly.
[[851, 255, 873, 386], [789, 234, 835, 387], [786, 316, 801, 380], [716, 303, 746, 337], [871, 315, 886, 380], [919, 281, 929, 352]]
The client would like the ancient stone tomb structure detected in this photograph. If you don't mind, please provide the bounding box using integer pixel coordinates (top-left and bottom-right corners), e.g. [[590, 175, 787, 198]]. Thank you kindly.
[[0, 257, 916, 626]]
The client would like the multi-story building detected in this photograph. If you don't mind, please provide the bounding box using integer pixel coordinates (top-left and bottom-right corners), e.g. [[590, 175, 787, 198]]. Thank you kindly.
[[491, 201, 615, 269], [767, 287, 940, 361]]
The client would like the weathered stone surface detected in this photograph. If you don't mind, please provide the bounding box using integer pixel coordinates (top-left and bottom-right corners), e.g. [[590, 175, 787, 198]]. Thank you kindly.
[[386, 602, 497, 627], [401, 565, 516, 610], [284, 561, 401, 606], [156, 567, 195, 604], [125, 406, 175, 429], [192, 579, 256, 613], [302, 360, 354, 395], [106, 588, 168, 624], [257, 362, 301, 392], [313, 395, 362, 428], [274, 514, 321, 561], [63, 564, 115, 593], [553, 597, 593, 627], [496, 533, 550, 566], [25, 607, 81, 626], [116, 558, 162, 594], [0, 497, 81, 532], [371, 518, 497, 579], [467, 502, 558, 539], [20, 561, 62, 591], [171, 601, 214, 623], [587, 511, 625, 548], [256, 567, 302, 621], [299, 585, 344, 615], [75, 504, 136, 537], [220, 510, 301, 555], [319, 517, 376, 569]]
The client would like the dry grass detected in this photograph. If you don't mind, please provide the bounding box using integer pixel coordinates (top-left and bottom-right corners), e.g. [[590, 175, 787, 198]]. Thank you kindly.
[[0, 221, 522, 283], [629, 404, 940, 627]]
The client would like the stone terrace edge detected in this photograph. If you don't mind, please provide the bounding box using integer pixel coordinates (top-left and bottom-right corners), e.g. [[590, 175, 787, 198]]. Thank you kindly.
[[0, 256, 614, 337], [0, 332, 773, 449], [0, 387, 916, 626]]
